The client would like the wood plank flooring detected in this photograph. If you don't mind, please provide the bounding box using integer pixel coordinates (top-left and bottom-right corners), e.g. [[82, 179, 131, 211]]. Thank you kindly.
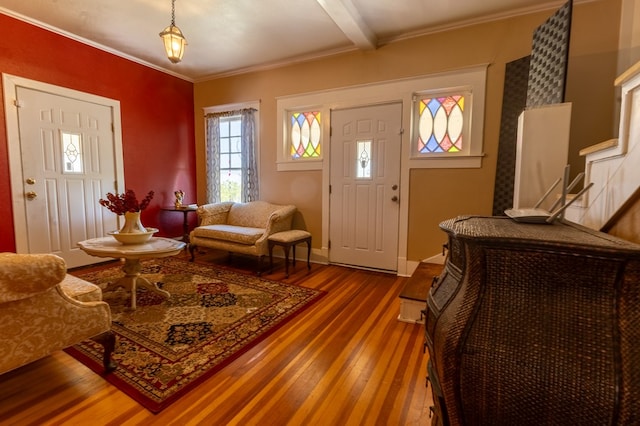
[[0, 252, 433, 425]]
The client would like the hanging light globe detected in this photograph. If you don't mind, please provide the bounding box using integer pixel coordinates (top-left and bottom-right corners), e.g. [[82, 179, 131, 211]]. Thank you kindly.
[[159, 0, 187, 64]]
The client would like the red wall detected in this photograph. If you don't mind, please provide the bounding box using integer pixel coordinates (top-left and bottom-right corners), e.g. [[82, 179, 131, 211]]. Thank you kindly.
[[0, 14, 196, 251]]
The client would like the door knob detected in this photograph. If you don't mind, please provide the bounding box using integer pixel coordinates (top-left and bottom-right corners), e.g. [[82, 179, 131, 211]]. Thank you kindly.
[[25, 191, 37, 200], [392, 184, 398, 190], [391, 195, 399, 202], [26, 178, 36, 185]]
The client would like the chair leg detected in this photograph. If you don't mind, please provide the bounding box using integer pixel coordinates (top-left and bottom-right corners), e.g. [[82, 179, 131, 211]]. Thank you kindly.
[[91, 330, 117, 372], [257, 255, 264, 276], [269, 242, 275, 273], [283, 244, 291, 278], [188, 244, 197, 261]]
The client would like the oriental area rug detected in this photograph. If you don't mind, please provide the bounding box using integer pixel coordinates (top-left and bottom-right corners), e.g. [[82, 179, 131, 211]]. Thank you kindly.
[[65, 257, 324, 413]]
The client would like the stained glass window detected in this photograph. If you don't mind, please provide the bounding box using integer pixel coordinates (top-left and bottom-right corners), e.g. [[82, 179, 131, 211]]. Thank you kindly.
[[356, 140, 371, 179], [62, 131, 83, 173], [417, 95, 465, 153], [290, 111, 321, 159]]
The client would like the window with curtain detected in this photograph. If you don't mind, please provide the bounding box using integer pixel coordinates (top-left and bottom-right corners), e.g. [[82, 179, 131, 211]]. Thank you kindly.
[[205, 108, 259, 204]]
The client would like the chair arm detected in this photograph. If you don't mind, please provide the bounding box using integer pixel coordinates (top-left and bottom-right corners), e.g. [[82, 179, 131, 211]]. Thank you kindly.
[[197, 202, 235, 226], [0, 253, 67, 303], [251, 205, 296, 254], [265, 205, 297, 236]]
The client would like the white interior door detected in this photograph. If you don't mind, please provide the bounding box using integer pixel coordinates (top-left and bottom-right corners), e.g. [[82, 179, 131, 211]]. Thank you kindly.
[[329, 102, 402, 271], [5, 76, 123, 268]]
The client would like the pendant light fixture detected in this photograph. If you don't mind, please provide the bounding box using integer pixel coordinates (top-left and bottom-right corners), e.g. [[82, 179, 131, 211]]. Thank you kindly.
[[159, 0, 187, 64]]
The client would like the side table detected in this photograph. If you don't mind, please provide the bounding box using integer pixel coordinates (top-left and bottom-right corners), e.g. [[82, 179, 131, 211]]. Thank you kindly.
[[161, 205, 198, 243], [77, 236, 186, 309], [268, 230, 312, 278]]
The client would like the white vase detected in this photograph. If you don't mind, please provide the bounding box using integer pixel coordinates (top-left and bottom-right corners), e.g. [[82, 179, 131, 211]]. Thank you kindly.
[[120, 211, 145, 233]]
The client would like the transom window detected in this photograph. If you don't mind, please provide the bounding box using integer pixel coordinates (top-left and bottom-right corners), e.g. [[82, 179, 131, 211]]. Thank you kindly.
[[290, 111, 321, 159], [413, 91, 471, 156], [417, 95, 465, 153], [277, 65, 486, 170]]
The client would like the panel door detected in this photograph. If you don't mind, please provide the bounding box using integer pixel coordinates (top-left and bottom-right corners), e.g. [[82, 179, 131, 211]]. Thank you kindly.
[[16, 86, 118, 267], [329, 102, 402, 271]]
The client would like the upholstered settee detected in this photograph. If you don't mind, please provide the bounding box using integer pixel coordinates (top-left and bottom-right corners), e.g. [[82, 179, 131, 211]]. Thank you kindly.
[[189, 201, 296, 272], [0, 253, 115, 375]]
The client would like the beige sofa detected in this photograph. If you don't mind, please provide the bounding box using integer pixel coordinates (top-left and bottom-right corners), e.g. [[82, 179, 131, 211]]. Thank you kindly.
[[189, 201, 296, 273], [0, 252, 115, 375]]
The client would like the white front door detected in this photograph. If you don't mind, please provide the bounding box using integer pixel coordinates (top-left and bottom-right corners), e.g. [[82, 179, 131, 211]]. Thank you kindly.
[[5, 75, 123, 268], [329, 103, 402, 271]]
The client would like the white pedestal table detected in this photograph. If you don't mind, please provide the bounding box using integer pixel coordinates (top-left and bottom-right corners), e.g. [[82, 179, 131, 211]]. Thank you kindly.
[[77, 236, 186, 309]]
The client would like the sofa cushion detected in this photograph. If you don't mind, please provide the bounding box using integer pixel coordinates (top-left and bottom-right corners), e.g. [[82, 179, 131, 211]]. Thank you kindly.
[[227, 201, 280, 228], [193, 224, 266, 245], [60, 274, 103, 303]]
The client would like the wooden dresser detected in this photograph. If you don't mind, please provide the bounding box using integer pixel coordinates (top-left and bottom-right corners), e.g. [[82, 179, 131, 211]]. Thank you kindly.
[[424, 216, 640, 425]]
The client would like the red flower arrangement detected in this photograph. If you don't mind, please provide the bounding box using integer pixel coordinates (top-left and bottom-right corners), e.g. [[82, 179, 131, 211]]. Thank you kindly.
[[99, 189, 154, 215]]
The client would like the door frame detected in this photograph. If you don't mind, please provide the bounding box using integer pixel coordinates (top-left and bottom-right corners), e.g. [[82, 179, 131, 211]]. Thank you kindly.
[[323, 99, 411, 276], [328, 102, 403, 272], [276, 67, 487, 276], [3, 73, 125, 254]]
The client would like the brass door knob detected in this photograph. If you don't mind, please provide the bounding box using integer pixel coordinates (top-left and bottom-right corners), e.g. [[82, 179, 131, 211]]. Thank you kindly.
[[25, 191, 37, 200]]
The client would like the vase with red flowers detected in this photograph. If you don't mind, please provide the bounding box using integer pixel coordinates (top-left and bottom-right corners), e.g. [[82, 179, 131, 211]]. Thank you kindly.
[[99, 189, 158, 244]]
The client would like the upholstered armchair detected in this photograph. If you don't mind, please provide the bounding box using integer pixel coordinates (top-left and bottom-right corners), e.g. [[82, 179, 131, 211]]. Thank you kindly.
[[0, 253, 115, 375]]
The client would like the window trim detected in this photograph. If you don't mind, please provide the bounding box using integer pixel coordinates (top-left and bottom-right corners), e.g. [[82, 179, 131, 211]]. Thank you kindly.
[[412, 89, 472, 157], [203, 100, 261, 201], [276, 65, 487, 171], [277, 103, 328, 171], [203, 100, 260, 115]]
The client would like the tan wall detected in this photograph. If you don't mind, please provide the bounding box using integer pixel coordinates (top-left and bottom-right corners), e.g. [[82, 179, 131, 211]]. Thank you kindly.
[[565, 0, 621, 180], [194, 0, 620, 262], [618, 0, 640, 73]]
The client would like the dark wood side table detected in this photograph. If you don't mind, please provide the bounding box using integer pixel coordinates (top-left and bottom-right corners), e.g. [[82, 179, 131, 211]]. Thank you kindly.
[[268, 230, 312, 278], [161, 205, 198, 243]]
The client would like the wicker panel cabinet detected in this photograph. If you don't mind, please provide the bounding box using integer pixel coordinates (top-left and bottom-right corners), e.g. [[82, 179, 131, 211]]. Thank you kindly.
[[424, 216, 640, 425]]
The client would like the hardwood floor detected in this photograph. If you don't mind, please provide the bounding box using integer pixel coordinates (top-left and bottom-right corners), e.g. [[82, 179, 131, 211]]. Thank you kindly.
[[0, 252, 433, 425]]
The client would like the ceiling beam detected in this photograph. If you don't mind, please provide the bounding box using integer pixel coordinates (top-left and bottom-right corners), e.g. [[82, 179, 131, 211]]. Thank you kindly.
[[315, 0, 377, 50]]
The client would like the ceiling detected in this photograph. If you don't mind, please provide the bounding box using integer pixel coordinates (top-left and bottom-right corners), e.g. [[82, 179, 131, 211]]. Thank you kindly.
[[0, 0, 573, 82]]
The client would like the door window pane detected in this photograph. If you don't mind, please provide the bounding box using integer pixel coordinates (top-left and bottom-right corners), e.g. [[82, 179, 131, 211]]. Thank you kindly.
[[356, 140, 371, 179], [61, 131, 83, 173]]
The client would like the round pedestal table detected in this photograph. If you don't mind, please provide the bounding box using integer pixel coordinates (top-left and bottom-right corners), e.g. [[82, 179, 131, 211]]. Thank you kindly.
[[77, 236, 185, 309]]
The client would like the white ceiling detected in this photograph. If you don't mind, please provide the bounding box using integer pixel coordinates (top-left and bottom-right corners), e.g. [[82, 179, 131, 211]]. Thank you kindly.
[[0, 0, 573, 82]]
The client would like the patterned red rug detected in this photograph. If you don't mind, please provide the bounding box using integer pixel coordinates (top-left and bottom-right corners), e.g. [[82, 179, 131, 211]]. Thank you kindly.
[[65, 257, 324, 413]]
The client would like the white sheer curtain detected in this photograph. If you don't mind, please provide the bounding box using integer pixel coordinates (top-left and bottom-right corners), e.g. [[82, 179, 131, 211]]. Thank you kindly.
[[204, 108, 259, 204]]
